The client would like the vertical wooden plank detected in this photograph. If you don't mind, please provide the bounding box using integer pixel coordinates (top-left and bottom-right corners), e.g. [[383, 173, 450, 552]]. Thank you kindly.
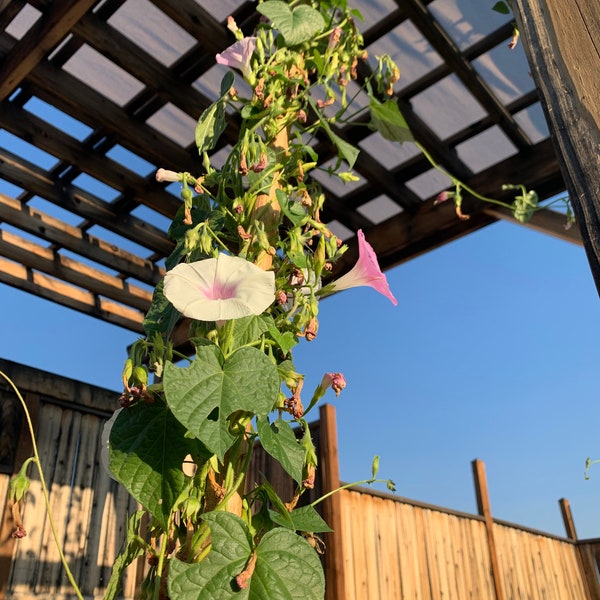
[[472, 459, 504, 600], [513, 0, 600, 293], [560, 498, 594, 600], [319, 404, 346, 600]]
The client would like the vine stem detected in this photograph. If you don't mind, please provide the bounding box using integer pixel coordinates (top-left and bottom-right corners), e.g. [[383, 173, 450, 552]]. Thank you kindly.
[[0, 369, 84, 600], [310, 478, 394, 508]]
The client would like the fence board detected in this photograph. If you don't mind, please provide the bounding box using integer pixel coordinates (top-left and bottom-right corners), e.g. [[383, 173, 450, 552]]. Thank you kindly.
[[1, 359, 598, 599]]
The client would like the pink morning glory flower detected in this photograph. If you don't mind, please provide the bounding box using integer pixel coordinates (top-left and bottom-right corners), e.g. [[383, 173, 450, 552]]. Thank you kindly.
[[163, 254, 275, 321], [215, 37, 257, 79], [327, 229, 398, 305]]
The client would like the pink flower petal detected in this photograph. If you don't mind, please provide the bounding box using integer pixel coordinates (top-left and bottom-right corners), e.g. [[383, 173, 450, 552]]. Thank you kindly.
[[215, 38, 257, 79], [329, 230, 397, 305]]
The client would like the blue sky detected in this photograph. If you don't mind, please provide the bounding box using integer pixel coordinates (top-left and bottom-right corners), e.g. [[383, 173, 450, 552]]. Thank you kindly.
[[2, 214, 600, 538]]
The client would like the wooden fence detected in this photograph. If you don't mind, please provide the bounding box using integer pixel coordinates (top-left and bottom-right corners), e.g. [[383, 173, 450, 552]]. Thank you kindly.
[[1, 357, 600, 599]]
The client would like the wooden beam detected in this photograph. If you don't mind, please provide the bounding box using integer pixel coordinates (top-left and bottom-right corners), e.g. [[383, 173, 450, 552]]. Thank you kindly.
[[0, 256, 145, 332], [0, 193, 165, 286], [330, 137, 564, 276], [482, 205, 582, 246], [319, 404, 346, 600], [26, 58, 199, 174], [0, 101, 181, 219], [472, 459, 504, 600], [0, 0, 96, 101], [0, 147, 174, 257], [513, 0, 600, 295], [0, 228, 153, 311]]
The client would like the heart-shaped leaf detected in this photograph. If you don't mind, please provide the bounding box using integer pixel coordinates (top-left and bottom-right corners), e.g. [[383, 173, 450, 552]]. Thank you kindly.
[[168, 512, 325, 599], [257, 1, 325, 46], [108, 403, 194, 529], [257, 417, 304, 484], [163, 344, 279, 460]]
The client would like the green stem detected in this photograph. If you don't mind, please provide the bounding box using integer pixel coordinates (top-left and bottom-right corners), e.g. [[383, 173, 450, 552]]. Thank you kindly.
[[310, 478, 392, 508], [0, 370, 84, 600], [415, 142, 515, 209]]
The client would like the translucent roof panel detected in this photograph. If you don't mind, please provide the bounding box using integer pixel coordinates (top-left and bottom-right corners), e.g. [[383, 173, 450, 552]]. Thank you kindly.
[[406, 167, 452, 200], [411, 74, 487, 140], [108, 0, 197, 67], [195, 0, 246, 24], [62, 44, 145, 106], [359, 133, 422, 171], [455, 125, 518, 173], [514, 103, 550, 144], [146, 103, 197, 147], [473, 44, 535, 105], [357, 195, 403, 225], [6, 4, 41, 40], [429, 0, 513, 51]]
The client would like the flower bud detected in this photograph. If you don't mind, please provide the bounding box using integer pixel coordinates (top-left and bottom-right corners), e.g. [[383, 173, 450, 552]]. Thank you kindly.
[[156, 168, 180, 183]]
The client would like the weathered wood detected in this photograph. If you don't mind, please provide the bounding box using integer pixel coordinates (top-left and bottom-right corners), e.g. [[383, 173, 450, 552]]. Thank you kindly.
[[0, 255, 145, 333], [0, 228, 153, 311], [0, 0, 96, 101], [0, 147, 174, 257], [0, 102, 181, 220], [514, 0, 600, 295], [0, 193, 165, 286], [472, 459, 505, 600], [319, 404, 346, 600]]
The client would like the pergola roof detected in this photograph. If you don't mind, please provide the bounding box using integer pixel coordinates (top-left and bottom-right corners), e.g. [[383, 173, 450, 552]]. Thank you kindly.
[[0, 0, 581, 333]]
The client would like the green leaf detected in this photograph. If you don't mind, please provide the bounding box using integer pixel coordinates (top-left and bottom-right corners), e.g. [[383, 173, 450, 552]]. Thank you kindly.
[[276, 189, 309, 226], [257, 417, 305, 484], [257, 1, 325, 46], [369, 97, 414, 144], [108, 403, 194, 529], [229, 314, 270, 348], [195, 73, 232, 154], [267, 325, 298, 356], [269, 505, 332, 533], [163, 345, 279, 460], [168, 512, 252, 599], [168, 512, 325, 599], [492, 1, 510, 14], [313, 106, 360, 168]]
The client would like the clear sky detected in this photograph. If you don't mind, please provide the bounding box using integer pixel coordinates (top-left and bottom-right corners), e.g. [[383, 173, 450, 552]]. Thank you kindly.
[[2, 214, 600, 539]]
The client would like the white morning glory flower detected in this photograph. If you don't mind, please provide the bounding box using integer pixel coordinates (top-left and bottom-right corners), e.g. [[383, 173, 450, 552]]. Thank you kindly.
[[163, 254, 275, 321]]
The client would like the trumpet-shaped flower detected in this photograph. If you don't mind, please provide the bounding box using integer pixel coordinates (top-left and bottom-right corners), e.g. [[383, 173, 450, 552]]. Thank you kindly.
[[215, 37, 257, 79], [328, 229, 398, 305], [163, 254, 275, 321]]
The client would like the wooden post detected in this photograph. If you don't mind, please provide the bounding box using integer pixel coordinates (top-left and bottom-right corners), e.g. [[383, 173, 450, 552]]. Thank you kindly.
[[319, 404, 346, 600], [513, 0, 600, 295], [472, 459, 504, 600], [560, 498, 596, 600]]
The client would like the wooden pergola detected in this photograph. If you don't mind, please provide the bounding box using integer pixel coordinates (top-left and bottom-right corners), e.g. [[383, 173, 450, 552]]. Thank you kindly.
[[0, 0, 588, 334]]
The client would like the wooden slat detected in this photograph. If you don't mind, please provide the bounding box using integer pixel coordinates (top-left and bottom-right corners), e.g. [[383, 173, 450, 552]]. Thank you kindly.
[[0, 0, 97, 101], [0, 101, 181, 220], [0, 147, 174, 257], [0, 256, 145, 332], [0, 228, 152, 311], [0, 193, 164, 286]]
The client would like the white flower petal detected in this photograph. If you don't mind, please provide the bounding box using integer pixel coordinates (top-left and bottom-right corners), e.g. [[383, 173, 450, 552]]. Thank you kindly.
[[163, 254, 275, 321]]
